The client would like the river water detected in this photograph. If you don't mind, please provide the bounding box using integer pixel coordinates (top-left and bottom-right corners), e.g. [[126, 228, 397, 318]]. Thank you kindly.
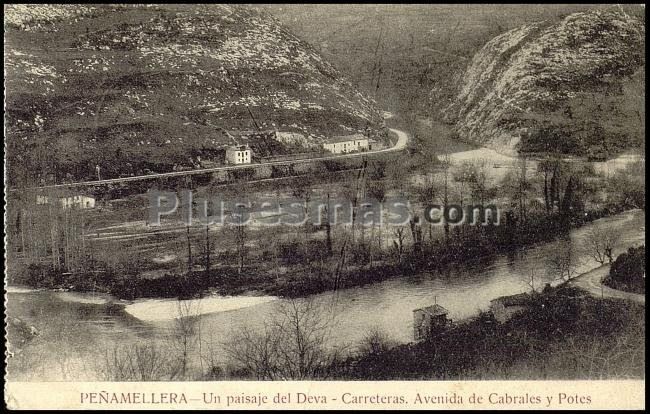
[[6, 209, 645, 381]]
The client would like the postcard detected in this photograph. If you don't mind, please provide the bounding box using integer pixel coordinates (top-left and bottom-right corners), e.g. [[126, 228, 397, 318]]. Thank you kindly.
[[4, 3, 645, 410]]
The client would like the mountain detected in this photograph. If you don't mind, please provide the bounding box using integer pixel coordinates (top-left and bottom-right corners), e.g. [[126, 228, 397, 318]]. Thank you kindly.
[[444, 9, 645, 158], [255, 4, 609, 118], [4, 4, 384, 186]]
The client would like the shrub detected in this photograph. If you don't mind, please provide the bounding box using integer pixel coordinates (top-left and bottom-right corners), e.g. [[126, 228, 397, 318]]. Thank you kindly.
[[604, 245, 645, 294], [20, 263, 59, 288], [357, 327, 396, 356]]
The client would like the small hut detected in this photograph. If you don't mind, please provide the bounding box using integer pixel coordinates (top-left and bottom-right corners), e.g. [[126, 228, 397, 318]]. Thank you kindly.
[[413, 304, 449, 341]]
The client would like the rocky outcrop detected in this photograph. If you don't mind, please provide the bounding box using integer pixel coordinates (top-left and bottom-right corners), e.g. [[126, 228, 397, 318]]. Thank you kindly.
[[445, 10, 645, 157]]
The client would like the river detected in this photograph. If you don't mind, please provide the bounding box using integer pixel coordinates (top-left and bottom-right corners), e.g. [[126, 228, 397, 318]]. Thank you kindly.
[[5, 209, 645, 381]]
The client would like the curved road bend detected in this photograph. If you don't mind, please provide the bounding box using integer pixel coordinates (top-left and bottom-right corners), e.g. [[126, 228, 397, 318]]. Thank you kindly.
[[15, 128, 409, 191], [569, 265, 645, 304]]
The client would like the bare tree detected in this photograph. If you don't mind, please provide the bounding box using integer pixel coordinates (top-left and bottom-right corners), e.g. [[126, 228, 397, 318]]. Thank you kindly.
[[357, 327, 395, 356], [409, 215, 423, 254], [538, 158, 556, 213], [198, 331, 226, 380], [517, 157, 530, 223], [333, 233, 349, 291], [205, 224, 211, 276], [271, 299, 339, 379], [223, 323, 280, 380], [366, 180, 387, 265], [291, 175, 313, 238], [392, 226, 407, 264], [442, 152, 451, 241], [453, 164, 470, 207], [464, 159, 490, 204], [169, 299, 200, 379], [556, 333, 645, 379], [413, 175, 438, 241], [547, 247, 580, 282], [98, 342, 175, 381], [13, 187, 91, 276], [186, 225, 193, 276], [325, 192, 333, 256], [583, 227, 619, 265], [226, 212, 247, 274], [200, 224, 212, 287], [223, 299, 343, 380]]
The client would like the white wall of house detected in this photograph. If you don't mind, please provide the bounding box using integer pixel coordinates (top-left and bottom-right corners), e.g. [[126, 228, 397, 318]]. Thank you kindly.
[[226, 148, 251, 164], [323, 138, 369, 154], [36, 195, 95, 209], [61, 195, 95, 209]]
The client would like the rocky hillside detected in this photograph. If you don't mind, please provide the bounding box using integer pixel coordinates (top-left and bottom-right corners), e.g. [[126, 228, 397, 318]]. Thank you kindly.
[[5, 4, 384, 186], [444, 10, 645, 158]]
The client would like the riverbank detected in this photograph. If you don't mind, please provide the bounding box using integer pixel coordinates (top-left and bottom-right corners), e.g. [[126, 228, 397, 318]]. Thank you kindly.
[[6, 209, 645, 381], [8, 207, 641, 301], [334, 283, 645, 380]]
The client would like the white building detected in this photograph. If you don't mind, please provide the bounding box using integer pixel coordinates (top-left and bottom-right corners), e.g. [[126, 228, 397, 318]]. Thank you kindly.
[[323, 134, 369, 154], [225, 145, 251, 164], [36, 194, 96, 209]]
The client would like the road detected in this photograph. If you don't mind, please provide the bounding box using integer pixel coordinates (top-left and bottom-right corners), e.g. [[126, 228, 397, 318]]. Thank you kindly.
[[16, 128, 409, 191], [570, 265, 645, 304]]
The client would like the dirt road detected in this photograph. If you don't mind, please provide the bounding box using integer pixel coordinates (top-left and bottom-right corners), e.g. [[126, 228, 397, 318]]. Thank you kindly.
[[570, 265, 645, 304], [16, 128, 410, 191]]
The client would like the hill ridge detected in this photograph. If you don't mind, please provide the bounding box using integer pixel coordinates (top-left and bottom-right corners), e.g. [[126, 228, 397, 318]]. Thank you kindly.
[[445, 9, 645, 157], [5, 4, 385, 186]]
